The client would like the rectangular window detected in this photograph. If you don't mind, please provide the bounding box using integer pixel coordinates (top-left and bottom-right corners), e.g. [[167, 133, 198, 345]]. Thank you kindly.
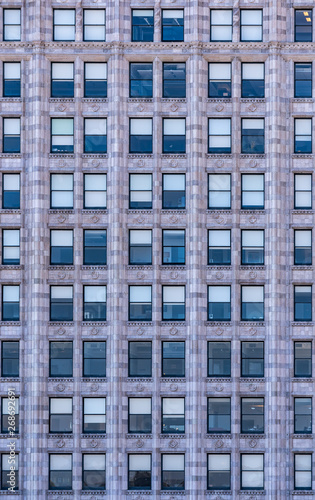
[[295, 10, 312, 42], [208, 174, 231, 209], [208, 454, 230, 491], [1, 398, 19, 434], [132, 10, 154, 42], [163, 118, 186, 154], [128, 398, 152, 434], [295, 230, 312, 265], [162, 398, 185, 434], [53, 9, 75, 42], [162, 10, 184, 42], [128, 342, 152, 378], [2, 285, 19, 321], [84, 118, 107, 154], [84, 174, 107, 209], [3, 9, 20, 41], [84, 230, 107, 266], [162, 341, 185, 377], [83, 454, 105, 491], [51, 63, 74, 98], [1, 341, 19, 377], [162, 174, 185, 209], [241, 174, 264, 209], [49, 398, 72, 433], [295, 63, 312, 98], [295, 174, 312, 209], [83, 286, 106, 321], [208, 397, 231, 434], [208, 118, 231, 154], [208, 230, 231, 265], [50, 286, 73, 322], [240, 10, 263, 42], [129, 286, 152, 321], [295, 118, 312, 153], [241, 118, 264, 154], [83, 9, 105, 41], [49, 454, 72, 490], [2, 229, 20, 265], [84, 63, 107, 98], [3, 62, 20, 97], [295, 454, 312, 490], [294, 285, 312, 322], [129, 174, 152, 209], [129, 230, 152, 265], [241, 341, 264, 378], [130, 63, 153, 98], [162, 285, 185, 321], [242, 63, 264, 98], [163, 63, 186, 98], [161, 454, 185, 490], [129, 118, 153, 154], [241, 230, 264, 265], [209, 63, 231, 98], [210, 10, 232, 42], [51, 174, 73, 209], [241, 398, 264, 434], [208, 286, 231, 321], [83, 341, 106, 378], [128, 454, 151, 490], [83, 398, 106, 434], [241, 454, 264, 490], [3, 174, 20, 209], [49, 341, 73, 377], [51, 118, 74, 153], [208, 341, 231, 377], [294, 341, 312, 378], [50, 230, 73, 265], [3, 118, 20, 153], [241, 286, 264, 321], [1, 454, 18, 490], [294, 397, 312, 434], [163, 230, 185, 265]]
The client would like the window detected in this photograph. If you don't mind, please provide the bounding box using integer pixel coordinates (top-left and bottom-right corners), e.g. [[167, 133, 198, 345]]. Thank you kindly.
[[207, 397, 231, 434], [84, 118, 107, 154], [3, 62, 20, 97], [161, 454, 185, 490], [208, 118, 231, 154], [208, 341, 231, 377], [49, 398, 72, 433], [53, 10, 75, 42], [83, 9, 105, 41], [295, 63, 312, 98], [294, 286, 312, 322], [162, 398, 185, 434], [129, 230, 152, 265], [162, 286, 185, 321], [129, 286, 152, 321], [295, 454, 312, 490], [1, 398, 19, 434], [295, 10, 312, 42], [295, 118, 312, 153], [208, 230, 231, 265], [2, 229, 19, 265], [3, 9, 20, 41], [83, 341, 106, 378], [83, 454, 105, 491], [162, 341, 185, 377], [3, 174, 20, 209], [84, 230, 107, 265], [208, 63, 231, 98], [84, 63, 107, 98], [129, 118, 153, 154], [241, 286, 264, 321], [295, 174, 312, 209], [51, 63, 74, 98], [163, 118, 186, 154], [130, 63, 153, 98], [3, 118, 20, 153], [83, 398, 106, 434], [162, 230, 185, 265], [241, 454, 264, 490], [241, 118, 264, 154], [84, 174, 107, 209], [241, 230, 264, 265], [132, 10, 154, 42], [208, 286, 231, 321], [83, 286, 106, 321], [241, 174, 264, 209], [163, 63, 186, 98], [162, 10, 184, 42], [295, 230, 312, 265], [240, 10, 263, 42], [130, 174, 152, 209], [51, 118, 74, 153], [241, 341, 264, 378], [210, 10, 232, 42], [208, 454, 230, 491], [241, 398, 264, 434], [1, 454, 18, 490], [294, 341, 312, 378], [1, 341, 19, 377], [128, 454, 151, 490], [49, 454, 72, 490], [49, 342, 73, 377], [50, 286, 73, 322], [128, 342, 152, 378], [2, 285, 19, 321], [50, 230, 73, 265], [128, 398, 152, 434], [208, 174, 231, 209], [162, 174, 185, 209], [295, 397, 312, 434], [51, 174, 73, 209], [242, 63, 264, 98]]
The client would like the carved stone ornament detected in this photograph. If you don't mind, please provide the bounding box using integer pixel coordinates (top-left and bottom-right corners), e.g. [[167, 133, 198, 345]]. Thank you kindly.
[[169, 215, 178, 224], [137, 271, 146, 280], [91, 271, 99, 280], [58, 272, 66, 280], [215, 327, 224, 336], [170, 271, 179, 280], [56, 383, 65, 392], [136, 439, 144, 448], [215, 159, 224, 168], [169, 159, 178, 168], [90, 383, 99, 392], [170, 326, 178, 336], [169, 439, 179, 449], [91, 159, 100, 168], [214, 439, 224, 449], [215, 104, 224, 112], [170, 384, 178, 392], [249, 327, 257, 336], [90, 215, 100, 223], [57, 327, 66, 335], [249, 439, 257, 448], [56, 439, 65, 448], [215, 271, 224, 280], [57, 0, 68, 3], [170, 103, 179, 112], [213, 213, 226, 225], [215, 384, 224, 392], [137, 104, 145, 112], [58, 159, 66, 168], [57, 215, 66, 224], [136, 384, 145, 392], [249, 383, 257, 392], [57, 103, 67, 112], [137, 327, 145, 336], [248, 103, 257, 112], [90, 439, 98, 448], [90, 104, 100, 112], [90, 328, 99, 336], [137, 216, 145, 224], [249, 159, 257, 168], [137, 159, 145, 167], [249, 215, 257, 224], [249, 271, 257, 280]]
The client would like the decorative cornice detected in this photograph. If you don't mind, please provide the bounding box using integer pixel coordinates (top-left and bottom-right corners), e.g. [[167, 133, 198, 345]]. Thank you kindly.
[[292, 322, 314, 327], [292, 154, 314, 159], [82, 98, 108, 103], [81, 154, 108, 159], [49, 154, 74, 159], [207, 154, 232, 159], [0, 322, 21, 327], [48, 378, 73, 383], [239, 154, 265, 159], [161, 154, 187, 159], [127, 322, 153, 327], [160, 378, 186, 383], [292, 378, 313, 382], [126, 434, 152, 439], [206, 378, 232, 383], [127, 154, 153, 159], [81, 378, 107, 383], [0, 97, 22, 103], [81, 210, 108, 215], [0, 153, 21, 159], [128, 98, 153, 103], [127, 378, 153, 383]]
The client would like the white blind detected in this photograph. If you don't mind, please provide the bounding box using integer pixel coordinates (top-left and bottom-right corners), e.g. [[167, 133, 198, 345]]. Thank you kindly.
[[208, 286, 230, 302], [209, 230, 230, 246], [85, 62, 107, 80], [242, 63, 264, 79], [130, 118, 152, 135], [51, 286, 73, 299], [3, 285, 19, 301], [296, 119, 312, 135], [84, 9, 105, 24], [3, 174, 20, 190], [3, 230, 19, 246], [295, 454, 312, 471], [242, 230, 264, 247], [130, 286, 151, 302], [84, 454, 105, 470], [242, 118, 264, 130], [209, 174, 230, 191], [163, 174, 185, 190], [2, 398, 19, 414], [50, 398, 72, 414], [164, 119, 185, 135], [242, 174, 264, 190], [295, 285, 312, 295], [211, 10, 232, 25], [163, 10, 184, 19], [4, 62, 20, 79], [133, 10, 154, 16], [163, 454, 184, 471], [163, 286, 185, 303], [209, 118, 231, 135], [130, 174, 152, 191], [242, 454, 263, 470], [4, 10, 20, 24], [129, 398, 151, 414], [130, 230, 152, 244], [52, 119, 73, 135], [163, 398, 184, 414], [209, 63, 231, 80], [129, 454, 151, 470], [295, 174, 311, 191], [84, 398, 106, 414], [2, 455, 18, 470], [208, 454, 230, 471], [242, 286, 264, 302], [50, 454, 71, 470], [84, 286, 106, 303], [51, 174, 73, 190], [85, 174, 106, 190], [85, 118, 107, 135], [51, 230, 73, 246], [52, 63, 74, 79], [4, 118, 20, 135], [295, 230, 312, 246], [54, 10, 75, 25], [241, 10, 262, 25]]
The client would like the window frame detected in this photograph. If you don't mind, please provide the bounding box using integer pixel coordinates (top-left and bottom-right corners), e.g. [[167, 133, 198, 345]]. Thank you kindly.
[[162, 341, 185, 378], [161, 9, 184, 42], [207, 453, 231, 491], [294, 341, 312, 378], [241, 453, 264, 490], [241, 341, 264, 378], [131, 9, 154, 42], [128, 341, 152, 378], [53, 9, 75, 42], [3, 62, 21, 98], [294, 453, 312, 491], [162, 62, 186, 99], [294, 285, 312, 322], [207, 341, 231, 378], [294, 62, 312, 98], [3, 9, 21, 42], [210, 9, 233, 42], [83, 341, 106, 378], [83, 9, 106, 42], [294, 174, 312, 209], [49, 341, 73, 378], [49, 454, 72, 491], [82, 453, 106, 491], [130, 62, 153, 98], [129, 173, 153, 210], [295, 9, 313, 43], [240, 9, 263, 42]]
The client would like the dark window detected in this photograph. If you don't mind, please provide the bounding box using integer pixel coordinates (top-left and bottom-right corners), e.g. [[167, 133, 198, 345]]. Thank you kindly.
[[294, 230, 312, 265], [162, 230, 185, 265], [162, 341, 185, 377], [1, 341, 19, 377], [83, 341, 106, 378], [49, 398, 72, 434], [241, 174, 264, 209], [208, 230, 231, 265], [207, 454, 230, 490], [129, 174, 152, 209], [241, 286, 264, 321], [84, 174, 107, 209], [162, 398, 185, 434], [50, 230, 73, 265], [50, 174, 73, 209], [2, 285, 19, 321], [241, 454, 264, 490], [83, 286, 106, 321], [49, 454, 72, 490], [128, 398, 152, 434], [3, 62, 20, 97], [51, 118, 74, 153], [83, 398, 106, 434], [129, 286, 152, 321], [295, 63, 312, 98], [132, 10, 154, 42], [84, 118, 107, 154], [241, 118, 264, 154], [295, 10, 312, 42], [82, 454, 106, 490], [49, 342, 73, 378], [53, 9, 75, 42], [209, 63, 231, 98], [50, 286, 73, 322], [295, 118, 312, 153], [1, 398, 19, 434], [242, 63, 264, 98], [241, 341, 264, 378], [83, 9, 105, 42], [208, 174, 231, 209], [208, 286, 231, 321], [295, 174, 312, 209], [2, 174, 20, 209], [3, 118, 20, 153], [84, 62, 107, 98], [294, 341, 312, 378], [3, 9, 21, 41], [1, 454, 19, 490], [208, 397, 231, 434], [208, 118, 231, 154], [130, 63, 153, 98], [162, 174, 185, 209], [161, 454, 185, 490], [294, 397, 312, 434], [129, 118, 153, 154], [295, 454, 312, 490], [129, 230, 152, 265], [240, 10, 263, 42], [241, 230, 264, 265], [128, 454, 151, 490], [51, 63, 74, 98], [241, 398, 264, 434], [83, 229, 107, 266], [162, 10, 184, 42], [2, 229, 20, 265], [163, 118, 186, 154], [163, 63, 186, 98], [162, 286, 185, 321], [208, 342, 231, 377], [294, 286, 312, 322], [128, 342, 152, 377], [210, 10, 232, 42]]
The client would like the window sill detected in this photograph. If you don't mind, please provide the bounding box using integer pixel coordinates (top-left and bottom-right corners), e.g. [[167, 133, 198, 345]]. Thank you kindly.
[[206, 491, 232, 495], [81, 378, 107, 383], [48, 378, 73, 382], [160, 378, 186, 383], [0, 322, 20, 327], [127, 321, 153, 327], [161, 154, 187, 159], [49, 266, 75, 271], [159, 265, 186, 270], [160, 321, 186, 326], [207, 98, 231, 103], [82, 97, 108, 103], [160, 491, 185, 495], [291, 98, 314, 103], [238, 490, 265, 495], [293, 434, 313, 438], [206, 321, 231, 326], [161, 98, 187, 103], [206, 378, 232, 383], [128, 98, 153, 103], [0, 378, 20, 383], [239, 210, 265, 214], [0, 265, 23, 270], [0, 153, 21, 158], [0, 97, 22, 103], [239, 378, 265, 383], [47, 491, 73, 495], [292, 322, 314, 326], [49, 322, 74, 326], [0, 433, 20, 439], [81, 433, 107, 438], [240, 98, 265, 103], [239, 154, 265, 159], [292, 209, 314, 214], [292, 266, 313, 271], [81, 153, 108, 159], [81, 265, 107, 270], [292, 154, 313, 159], [47, 433, 73, 438], [126, 433, 152, 439], [239, 266, 265, 271], [127, 378, 153, 383], [206, 153, 232, 159], [159, 433, 186, 439], [81, 321, 107, 326], [81, 209, 107, 214], [128, 154, 153, 159], [49, 153, 74, 159], [49, 98, 74, 103], [292, 378, 313, 382]]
